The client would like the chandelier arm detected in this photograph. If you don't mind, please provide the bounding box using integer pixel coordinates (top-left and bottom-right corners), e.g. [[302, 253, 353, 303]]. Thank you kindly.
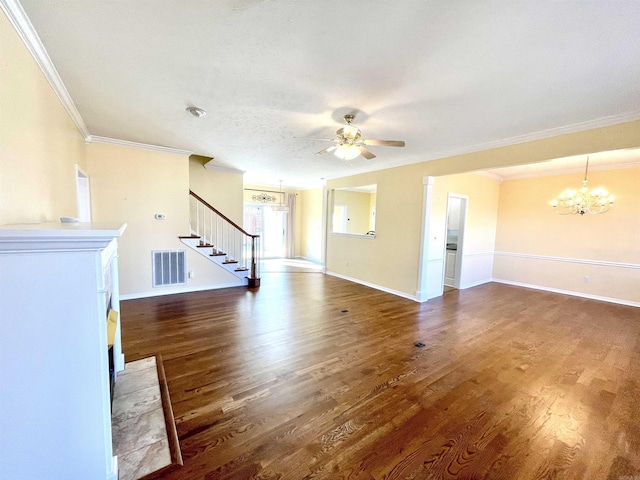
[[550, 155, 613, 216], [584, 156, 589, 182]]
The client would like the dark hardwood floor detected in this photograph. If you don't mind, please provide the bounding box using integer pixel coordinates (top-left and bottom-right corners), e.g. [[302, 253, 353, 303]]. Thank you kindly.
[[120, 272, 640, 479]]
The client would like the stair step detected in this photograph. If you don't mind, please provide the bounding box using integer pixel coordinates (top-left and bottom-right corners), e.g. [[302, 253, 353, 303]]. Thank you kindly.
[[178, 235, 200, 239], [210, 252, 226, 257], [235, 267, 249, 272], [197, 244, 214, 248], [222, 260, 239, 264]]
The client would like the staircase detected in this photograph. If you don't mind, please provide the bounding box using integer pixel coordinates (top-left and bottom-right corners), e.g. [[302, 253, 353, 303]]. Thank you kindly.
[[180, 190, 261, 287]]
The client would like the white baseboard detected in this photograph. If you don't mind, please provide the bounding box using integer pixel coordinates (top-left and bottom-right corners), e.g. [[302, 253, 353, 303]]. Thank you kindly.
[[460, 278, 493, 290], [492, 278, 640, 308], [120, 282, 243, 300], [107, 456, 118, 480], [297, 255, 323, 264], [325, 270, 419, 302], [116, 353, 125, 373], [415, 290, 430, 303]]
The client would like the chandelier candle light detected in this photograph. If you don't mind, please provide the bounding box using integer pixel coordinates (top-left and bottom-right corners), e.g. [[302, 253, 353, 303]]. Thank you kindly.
[[550, 156, 614, 215]]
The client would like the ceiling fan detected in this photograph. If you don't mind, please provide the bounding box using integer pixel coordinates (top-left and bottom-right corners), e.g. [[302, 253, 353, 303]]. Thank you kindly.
[[314, 114, 405, 160]]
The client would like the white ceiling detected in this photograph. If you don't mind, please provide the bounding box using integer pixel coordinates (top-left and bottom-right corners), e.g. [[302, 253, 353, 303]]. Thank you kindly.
[[17, 0, 640, 188]]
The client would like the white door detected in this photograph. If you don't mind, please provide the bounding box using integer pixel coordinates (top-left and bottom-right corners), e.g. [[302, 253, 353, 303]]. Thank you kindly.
[[444, 250, 457, 286], [443, 195, 467, 290]]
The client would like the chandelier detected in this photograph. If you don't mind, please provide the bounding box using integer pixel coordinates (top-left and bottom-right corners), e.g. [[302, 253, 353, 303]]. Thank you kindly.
[[271, 180, 289, 212], [551, 156, 614, 215]]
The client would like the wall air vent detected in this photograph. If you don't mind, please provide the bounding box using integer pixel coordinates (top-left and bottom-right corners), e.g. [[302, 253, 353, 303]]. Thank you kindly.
[[152, 250, 186, 287]]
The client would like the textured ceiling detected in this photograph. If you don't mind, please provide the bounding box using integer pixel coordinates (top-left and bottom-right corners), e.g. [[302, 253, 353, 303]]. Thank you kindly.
[[18, 0, 640, 188]]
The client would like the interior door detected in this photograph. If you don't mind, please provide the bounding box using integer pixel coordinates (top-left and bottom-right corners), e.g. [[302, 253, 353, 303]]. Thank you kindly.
[[444, 250, 457, 286], [443, 195, 467, 290]]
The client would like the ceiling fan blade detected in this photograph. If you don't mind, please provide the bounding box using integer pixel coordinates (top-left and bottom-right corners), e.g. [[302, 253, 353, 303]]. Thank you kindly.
[[363, 139, 405, 147], [314, 145, 337, 155], [358, 146, 376, 160], [294, 137, 335, 141]]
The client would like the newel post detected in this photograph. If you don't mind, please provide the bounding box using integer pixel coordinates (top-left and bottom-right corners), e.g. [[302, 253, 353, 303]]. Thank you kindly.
[[248, 235, 261, 288]]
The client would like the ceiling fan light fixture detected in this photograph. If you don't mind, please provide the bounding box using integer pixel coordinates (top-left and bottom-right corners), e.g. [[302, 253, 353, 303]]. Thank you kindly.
[[341, 125, 360, 140], [312, 113, 405, 160], [334, 144, 361, 161]]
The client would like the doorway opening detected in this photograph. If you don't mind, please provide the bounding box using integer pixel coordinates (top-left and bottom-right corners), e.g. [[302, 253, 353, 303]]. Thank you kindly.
[[76, 165, 91, 222], [332, 204, 348, 233], [443, 194, 467, 290], [244, 204, 287, 259]]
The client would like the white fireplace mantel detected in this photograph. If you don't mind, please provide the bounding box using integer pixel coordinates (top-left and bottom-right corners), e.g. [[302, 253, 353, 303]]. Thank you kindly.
[[0, 221, 127, 480]]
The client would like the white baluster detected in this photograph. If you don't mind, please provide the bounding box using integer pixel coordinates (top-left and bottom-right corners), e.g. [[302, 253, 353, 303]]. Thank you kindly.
[[196, 202, 200, 238]]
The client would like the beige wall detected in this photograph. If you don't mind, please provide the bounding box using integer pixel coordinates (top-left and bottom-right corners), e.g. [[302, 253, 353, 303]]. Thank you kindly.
[[333, 189, 373, 234], [370, 193, 377, 230], [326, 121, 640, 300], [190, 157, 244, 226], [406, 120, 640, 177], [494, 167, 640, 303], [87, 143, 241, 297], [0, 10, 86, 225], [300, 187, 323, 262], [4, 4, 638, 302], [432, 173, 500, 257], [428, 173, 500, 295], [327, 169, 418, 294]]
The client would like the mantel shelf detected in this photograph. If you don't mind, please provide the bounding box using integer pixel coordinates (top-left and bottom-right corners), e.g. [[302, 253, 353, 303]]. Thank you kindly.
[[0, 222, 127, 252]]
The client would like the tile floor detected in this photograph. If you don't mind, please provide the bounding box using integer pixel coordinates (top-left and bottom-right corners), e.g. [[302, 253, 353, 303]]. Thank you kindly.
[[112, 356, 171, 480]]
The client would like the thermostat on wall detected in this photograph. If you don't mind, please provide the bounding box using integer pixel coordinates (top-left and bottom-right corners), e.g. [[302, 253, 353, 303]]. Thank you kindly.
[[155, 214, 166, 220]]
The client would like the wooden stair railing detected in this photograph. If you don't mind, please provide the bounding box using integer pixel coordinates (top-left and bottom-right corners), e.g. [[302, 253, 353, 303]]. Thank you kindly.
[[189, 190, 260, 287]]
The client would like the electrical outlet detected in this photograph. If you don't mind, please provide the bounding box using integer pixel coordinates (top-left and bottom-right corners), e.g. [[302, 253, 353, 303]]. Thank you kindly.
[[345, 261, 349, 267], [188, 269, 194, 279], [584, 276, 590, 283]]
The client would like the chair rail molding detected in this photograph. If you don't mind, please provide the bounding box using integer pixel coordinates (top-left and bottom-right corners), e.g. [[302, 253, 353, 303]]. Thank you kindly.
[[494, 251, 640, 270]]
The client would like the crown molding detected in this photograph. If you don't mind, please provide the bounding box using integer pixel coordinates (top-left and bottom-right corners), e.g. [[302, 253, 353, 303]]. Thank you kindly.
[[472, 171, 504, 182], [87, 136, 192, 156], [324, 110, 640, 180], [1, 0, 91, 139], [444, 110, 640, 157], [493, 160, 640, 181]]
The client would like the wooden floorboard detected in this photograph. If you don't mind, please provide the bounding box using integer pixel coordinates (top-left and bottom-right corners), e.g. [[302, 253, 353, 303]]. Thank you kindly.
[[120, 273, 640, 479]]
